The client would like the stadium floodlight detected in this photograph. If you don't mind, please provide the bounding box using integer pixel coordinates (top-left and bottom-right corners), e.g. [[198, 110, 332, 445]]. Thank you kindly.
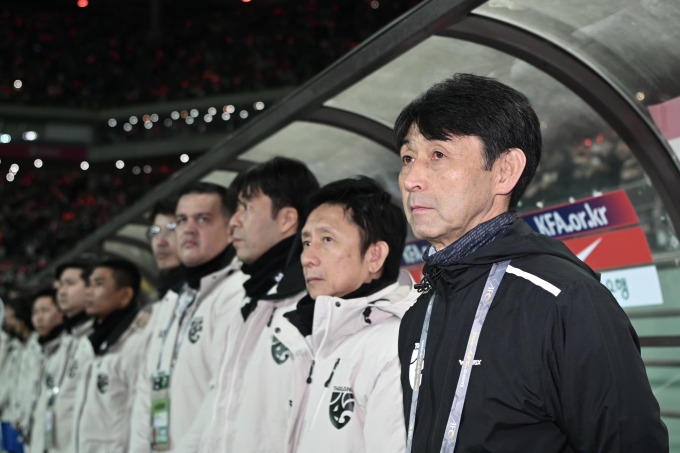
[[14, 80, 22, 89], [254, 102, 265, 110], [6, 173, 14, 182], [0, 134, 10, 143], [80, 161, 89, 170], [186, 117, 194, 125], [34, 159, 43, 168], [151, 114, 159, 122], [116, 160, 125, 169], [22, 131, 38, 141], [208, 107, 217, 116], [164, 119, 172, 127], [190, 109, 199, 118], [239, 110, 249, 119], [180, 154, 189, 163], [144, 122, 153, 129], [124, 123, 132, 132], [108, 119, 117, 127], [132, 166, 141, 175], [222, 113, 230, 121], [171, 111, 180, 120], [9, 164, 19, 174], [204, 114, 213, 123], [224, 105, 235, 114], [143, 165, 152, 174], [129, 116, 138, 125]]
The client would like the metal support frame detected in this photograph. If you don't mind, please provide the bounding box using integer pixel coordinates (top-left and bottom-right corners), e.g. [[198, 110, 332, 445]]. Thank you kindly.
[[305, 107, 396, 151], [25, 0, 487, 287], [439, 15, 680, 236]]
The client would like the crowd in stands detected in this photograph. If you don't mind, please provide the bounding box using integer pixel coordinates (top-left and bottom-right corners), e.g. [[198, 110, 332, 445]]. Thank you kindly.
[[0, 0, 421, 109]]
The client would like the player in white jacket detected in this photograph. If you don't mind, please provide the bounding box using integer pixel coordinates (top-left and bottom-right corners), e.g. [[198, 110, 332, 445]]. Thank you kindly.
[[202, 176, 416, 453], [128, 184, 247, 453], [71, 259, 150, 453]]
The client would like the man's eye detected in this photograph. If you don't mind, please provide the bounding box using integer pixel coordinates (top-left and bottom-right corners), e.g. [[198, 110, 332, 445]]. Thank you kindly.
[[323, 237, 333, 243], [199, 216, 209, 224], [401, 155, 414, 165], [302, 241, 311, 247], [176, 218, 186, 225], [432, 151, 444, 159]]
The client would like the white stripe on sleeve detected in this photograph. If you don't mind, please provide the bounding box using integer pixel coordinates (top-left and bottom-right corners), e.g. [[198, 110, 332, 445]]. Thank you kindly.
[[506, 265, 561, 297]]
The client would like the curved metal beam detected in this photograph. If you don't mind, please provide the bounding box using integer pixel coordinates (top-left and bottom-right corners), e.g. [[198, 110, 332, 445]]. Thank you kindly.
[[438, 15, 680, 235], [305, 107, 396, 152]]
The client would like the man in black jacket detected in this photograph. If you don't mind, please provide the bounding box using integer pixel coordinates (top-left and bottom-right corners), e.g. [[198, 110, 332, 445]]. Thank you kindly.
[[396, 73, 668, 453]]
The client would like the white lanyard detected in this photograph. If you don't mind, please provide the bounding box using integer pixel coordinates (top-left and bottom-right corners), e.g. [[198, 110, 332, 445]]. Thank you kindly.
[[406, 260, 511, 453], [155, 285, 199, 373]]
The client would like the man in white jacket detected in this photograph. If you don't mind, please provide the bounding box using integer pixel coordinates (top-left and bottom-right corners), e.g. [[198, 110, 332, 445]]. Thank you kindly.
[[128, 183, 246, 453], [27, 288, 65, 453], [71, 259, 150, 453], [203, 176, 416, 453]]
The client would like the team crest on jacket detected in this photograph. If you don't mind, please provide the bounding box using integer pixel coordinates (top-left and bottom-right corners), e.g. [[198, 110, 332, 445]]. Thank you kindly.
[[271, 336, 291, 364], [68, 360, 79, 378], [97, 373, 109, 394], [188, 317, 203, 343], [45, 373, 55, 388], [329, 386, 355, 429]]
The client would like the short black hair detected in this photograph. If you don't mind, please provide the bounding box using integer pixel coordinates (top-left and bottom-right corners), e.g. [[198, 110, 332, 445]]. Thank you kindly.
[[178, 182, 231, 219], [7, 297, 33, 329], [395, 73, 542, 210], [32, 287, 57, 309], [150, 198, 179, 221], [229, 157, 320, 222], [95, 258, 141, 301], [56, 260, 93, 283], [304, 176, 407, 281]]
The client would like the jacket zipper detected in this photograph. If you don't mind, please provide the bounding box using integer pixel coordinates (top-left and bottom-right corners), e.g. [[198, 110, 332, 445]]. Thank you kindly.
[[426, 288, 448, 453], [306, 360, 316, 384], [324, 358, 341, 387]]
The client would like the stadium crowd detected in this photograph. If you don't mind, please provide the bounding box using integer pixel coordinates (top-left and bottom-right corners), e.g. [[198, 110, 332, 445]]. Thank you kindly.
[[0, 0, 420, 109]]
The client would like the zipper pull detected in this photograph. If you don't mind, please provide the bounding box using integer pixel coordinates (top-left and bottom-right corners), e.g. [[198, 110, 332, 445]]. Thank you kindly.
[[324, 358, 341, 388], [362, 307, 372, 324], [306, 360, 316, 384]]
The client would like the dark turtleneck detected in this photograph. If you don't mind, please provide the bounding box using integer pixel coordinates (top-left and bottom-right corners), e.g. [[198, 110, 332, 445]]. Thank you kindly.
[[240, 235, 296, 320], [285, 276, 396, 337], [88, 302, 138, 356], [38, 322, 65, 346], [157, 265, 187, 296], [63, 310, 90, 334], [185, 244, 236, 290]]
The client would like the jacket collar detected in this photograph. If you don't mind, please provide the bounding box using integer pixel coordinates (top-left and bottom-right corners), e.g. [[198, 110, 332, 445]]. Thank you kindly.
[[304, 270, 416, 354], [38, 323, 64, 348], [88, 303, 139, 356], [194, 253, 242, 297], [41, 330, 65, 356]]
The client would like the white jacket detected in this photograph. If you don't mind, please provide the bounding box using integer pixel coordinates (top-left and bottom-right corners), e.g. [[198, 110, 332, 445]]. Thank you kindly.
[[28, 332, 64, 453], [0, 335, 23, 421], [10, 334, 43, 431], [129, 257, 247, 453], [202, 270, 417, 453], [71, 310, 150, 453]]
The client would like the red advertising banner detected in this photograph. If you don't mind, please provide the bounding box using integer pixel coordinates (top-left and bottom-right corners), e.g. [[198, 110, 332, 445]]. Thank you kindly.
[[561, 226, 653, 271]]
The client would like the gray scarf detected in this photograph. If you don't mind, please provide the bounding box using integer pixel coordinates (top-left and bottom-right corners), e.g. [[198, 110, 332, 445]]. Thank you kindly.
[[423, 212, 517, 267]]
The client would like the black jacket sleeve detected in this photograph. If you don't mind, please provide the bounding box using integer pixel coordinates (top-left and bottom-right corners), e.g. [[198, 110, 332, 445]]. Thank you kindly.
[[544, 280, 668, 453]]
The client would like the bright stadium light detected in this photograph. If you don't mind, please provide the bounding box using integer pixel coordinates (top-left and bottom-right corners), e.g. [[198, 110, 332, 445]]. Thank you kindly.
[[186, 117, 194, 125], [116, 160, 125, 169], [0, 134, 10, 143], [190, 109, 199, 118], [80, 161, 89, 170], [222, 113, 230, 121], [239, 110, 248, 119], [208, 107, 217, 115], [254, 102, 265, 110], [180, 154, 189, 163], [108, 118, 117, 127], [143, 165, 152, 174], [144, 122, 153, 129], [225, 105, 235, 114], [6, 173, 14, 182], [132, 166, 141, 175], [9, 164, 19, 174], [164, 119, 172, 127], [129, 116, 138, 125], [204, 114, 213, 123], [151, 114, 159, 122], [14, 80, 22, 90], [124, 123, 132, 132], [22, 131, 38, 141], [171, 111, 180, 120], [34, 159, 43, 168]]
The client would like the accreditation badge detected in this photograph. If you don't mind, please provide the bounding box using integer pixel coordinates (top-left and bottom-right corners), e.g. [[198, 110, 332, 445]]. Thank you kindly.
[[151, 371, 171, 451], [44, 388, 59, 449]]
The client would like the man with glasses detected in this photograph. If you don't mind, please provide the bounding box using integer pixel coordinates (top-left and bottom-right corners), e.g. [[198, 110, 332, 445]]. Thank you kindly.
[[129, 183, 245, 453], [147, 200, 185, 298]]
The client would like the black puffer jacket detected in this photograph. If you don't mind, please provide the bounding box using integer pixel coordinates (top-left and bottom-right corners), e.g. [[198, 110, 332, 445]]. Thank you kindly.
[[399, 219, 668, 453]]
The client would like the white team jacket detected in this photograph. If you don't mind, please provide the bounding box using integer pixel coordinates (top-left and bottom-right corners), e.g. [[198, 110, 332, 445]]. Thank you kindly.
[[71, 310, 150, 453], [201, 270, 417, 453], [128, 257, 247, 453], [0, 335, 23, 422], [28, 332, 64, 453], [35, 318, 95, 453], [10, 333, 43, 432]]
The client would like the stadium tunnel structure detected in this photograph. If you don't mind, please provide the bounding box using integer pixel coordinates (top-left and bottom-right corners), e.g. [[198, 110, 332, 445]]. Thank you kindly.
[[23, 0, 680, 445]]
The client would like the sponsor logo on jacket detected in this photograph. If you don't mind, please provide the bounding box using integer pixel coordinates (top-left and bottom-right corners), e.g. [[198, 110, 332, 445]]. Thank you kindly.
[[188, 317, 203, 343], [97, 373, 109, 394], [330, 386, 355, 429], [459, 360, 482, 366], [271, 336, 291, 364]]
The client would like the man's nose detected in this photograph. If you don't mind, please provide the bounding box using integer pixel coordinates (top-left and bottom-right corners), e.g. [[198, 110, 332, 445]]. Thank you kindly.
[[402, 158, 427, 192], [301, 243, 319, 268], [229, 210, 243, 230]]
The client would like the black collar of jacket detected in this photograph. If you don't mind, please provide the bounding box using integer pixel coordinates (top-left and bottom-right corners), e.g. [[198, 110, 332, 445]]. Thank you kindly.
[[185, 244, 235, 290], [38, 322, 64, 346], [284, 277, 396, 337], [88, 302, 139, 356], [158, 265, 188, 295], [63, 310, 91, 334], [240, 235, 297, 320]]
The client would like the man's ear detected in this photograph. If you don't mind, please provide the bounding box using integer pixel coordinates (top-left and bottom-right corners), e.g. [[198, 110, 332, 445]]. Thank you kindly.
[[277, 206, 299, 236], [119, 287, 135, 308], [494, 148, 526, 197], [366, 241, 390, 276]]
